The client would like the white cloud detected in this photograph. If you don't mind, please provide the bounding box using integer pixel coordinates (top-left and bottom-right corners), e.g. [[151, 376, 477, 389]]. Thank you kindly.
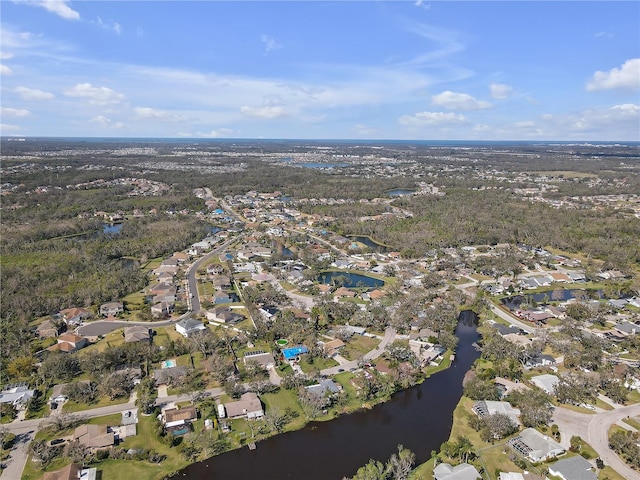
[[89, 115, 124, 128], [414, 0, 431, 10], [1, 107, 31, 117], [399, 111, 467, 127], [15, 86, 55, 100], [194, 128, 233, 138], [0, 64, 13, 75], [594, 31, 613, 38], [490, 83, 513, 99], [0, 52, 14, 60], [64, 83, 125, 105], [0, 123, 23, 133], [352, 124, 375, 135], [93, 16, 122, 34], [586, 58, 640, 91], [134, 107, 180, 121], [21, 0, 80, 21], [431, 91, 491, 110], [240, 105, 288, 119], [261, 35, 282, 53]]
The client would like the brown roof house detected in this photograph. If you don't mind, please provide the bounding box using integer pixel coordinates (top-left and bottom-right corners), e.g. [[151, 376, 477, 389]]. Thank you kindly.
[[42, 464, 81, 480], [37, 319, 61, 339], [223, 392, 264, 420], [47, 333, 88, 353], [59, 307, 90, 326], [162, 405, 198, 435], [73, 424, 115, 450], [124, 326, 151, 343]]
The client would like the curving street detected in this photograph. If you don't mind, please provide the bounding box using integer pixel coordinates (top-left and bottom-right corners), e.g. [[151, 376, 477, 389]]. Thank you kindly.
[[552, 403, 640, 480]]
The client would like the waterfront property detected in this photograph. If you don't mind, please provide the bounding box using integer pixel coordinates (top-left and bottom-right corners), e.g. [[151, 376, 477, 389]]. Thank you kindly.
[[223, 392, 264, 420], [507, 428, 565, 463]]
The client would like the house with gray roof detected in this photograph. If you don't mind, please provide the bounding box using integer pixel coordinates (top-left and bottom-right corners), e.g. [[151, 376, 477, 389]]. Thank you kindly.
[[433, 462, 481, 480], [0, 384, 35, 409], [614, 321, 638, 336], [472, 400, 520, 426], [530, 374, 559, 395], [507, 428, 565, 463], [548, 455, 597, 480], [305, 379, 340, 399], [175, 318, 206, 338]]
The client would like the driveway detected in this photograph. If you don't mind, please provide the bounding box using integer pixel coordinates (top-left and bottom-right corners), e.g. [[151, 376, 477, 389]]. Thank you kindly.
[[0, 427, 35, 480], [320, 327, 396, 375]]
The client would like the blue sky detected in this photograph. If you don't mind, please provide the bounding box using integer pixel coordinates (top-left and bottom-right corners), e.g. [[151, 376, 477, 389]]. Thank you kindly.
[[1, 1, 639, 140]]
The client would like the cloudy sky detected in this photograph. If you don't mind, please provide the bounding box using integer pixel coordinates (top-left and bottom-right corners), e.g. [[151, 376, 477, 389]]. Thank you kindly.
[[1, 1, 639, 140]]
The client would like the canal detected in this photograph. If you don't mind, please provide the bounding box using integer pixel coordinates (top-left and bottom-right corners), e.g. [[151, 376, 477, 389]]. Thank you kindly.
[[177, 311, 480, 480]]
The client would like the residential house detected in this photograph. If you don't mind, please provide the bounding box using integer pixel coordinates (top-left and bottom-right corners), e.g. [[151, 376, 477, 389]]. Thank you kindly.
[[124, 326, 151, 344], [211, 275, 232, 289], [243, 351, 276, 368], [0, 384, 35, 409], [531, 374, 559, 395], [99, 301, 124, 317], [153, 366, 187, 385], [323, 339, 346, 357], [334, 287, 356, 299], [42, 464, 79, 480], [614, 321, 638, 336], [548, 455, 597, 480], [59, 307, 90, 326], [150, 302, 172, 319], [162, 406, 197, 434], [206, 306, 243, 324], [305, 379, 341, 404], [212, 292, 233, 304], [175, 318, 206, 338], [37, 319, 61, 339], [50, 383, 69, 404], [47, 333, 88, 353], [223, 392, 264, 419], [73, 424, 115, 450], [433, 462, 481, 480], [507, 428, 565, 463], [472, 400, 521, 426], [524, 353, 556, 370]]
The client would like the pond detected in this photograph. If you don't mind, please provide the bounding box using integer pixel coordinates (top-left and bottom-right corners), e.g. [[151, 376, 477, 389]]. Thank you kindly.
[[348, 235, 391, 253], [318, 271, 385, 289], [177, 311, 480, 480], [388, 188, 415, 197], [102, 223, 123, 234], [501, 289, 605, 310]]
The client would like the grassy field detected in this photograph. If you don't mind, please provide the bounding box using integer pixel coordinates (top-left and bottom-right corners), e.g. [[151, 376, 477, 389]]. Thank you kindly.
[[341, 335, 380, 360], [63, 395, 130, 413]]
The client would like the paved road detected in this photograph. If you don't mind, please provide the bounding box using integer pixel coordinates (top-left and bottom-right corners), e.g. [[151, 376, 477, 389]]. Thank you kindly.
[[552, 403, 640, 480], [187, 237, 239, 315], [320, 327, 396, 375]]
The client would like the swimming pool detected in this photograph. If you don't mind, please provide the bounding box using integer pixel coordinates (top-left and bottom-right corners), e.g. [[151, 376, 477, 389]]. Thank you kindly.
[[282, 346, 309, 360], [161, 359, 177, 369]]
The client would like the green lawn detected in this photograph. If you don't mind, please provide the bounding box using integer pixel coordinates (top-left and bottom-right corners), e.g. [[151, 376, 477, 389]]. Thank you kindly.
[[341, 335, 380, 360], [63, 395, 130, 413]]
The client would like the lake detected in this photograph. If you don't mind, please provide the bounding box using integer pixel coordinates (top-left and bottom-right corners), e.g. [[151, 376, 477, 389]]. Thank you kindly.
[[318, 271, 385, 289], [348, 235, 391, 253], [177, 311, 480, 480], [501, 288, 605, 309]]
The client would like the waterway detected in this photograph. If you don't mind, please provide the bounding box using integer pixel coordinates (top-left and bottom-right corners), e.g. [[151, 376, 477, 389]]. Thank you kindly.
[[102, 223, 123, 234], [178, 311, 480, 480]]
